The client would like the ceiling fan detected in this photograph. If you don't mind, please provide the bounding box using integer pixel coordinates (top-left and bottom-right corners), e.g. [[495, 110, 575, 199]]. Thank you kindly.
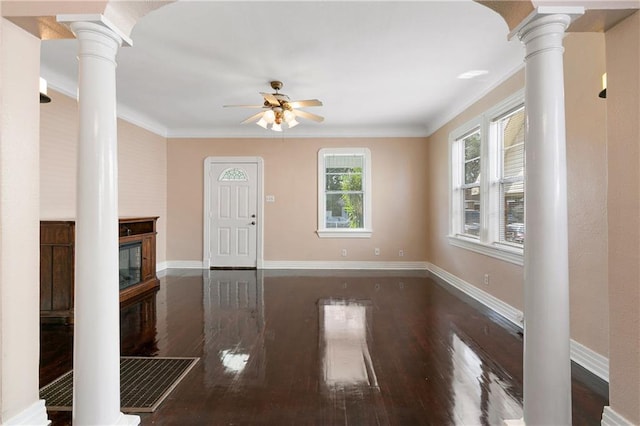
[[224, 81, 324, 131]]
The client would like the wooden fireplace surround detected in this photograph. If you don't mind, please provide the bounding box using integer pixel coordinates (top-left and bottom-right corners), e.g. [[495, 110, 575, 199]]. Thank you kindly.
[[40, 217, 160, 322]]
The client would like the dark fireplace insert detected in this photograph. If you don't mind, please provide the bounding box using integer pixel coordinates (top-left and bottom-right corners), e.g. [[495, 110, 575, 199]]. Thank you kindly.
[[119, 241, 142, 290]]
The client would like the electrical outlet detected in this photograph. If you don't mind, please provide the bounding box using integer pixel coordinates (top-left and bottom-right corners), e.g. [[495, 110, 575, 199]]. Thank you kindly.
[[398, 249, 404, 257], [374, 248, 380, 256], [341, 249, 347, 257], [484, 273, 490, 285]]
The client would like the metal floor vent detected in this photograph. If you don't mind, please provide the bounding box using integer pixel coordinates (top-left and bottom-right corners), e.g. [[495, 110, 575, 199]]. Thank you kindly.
[[40, 356, 199, 413]]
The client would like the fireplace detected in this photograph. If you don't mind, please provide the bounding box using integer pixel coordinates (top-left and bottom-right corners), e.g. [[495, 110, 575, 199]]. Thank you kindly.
[[119, 242, 142, 290], [40, 217, 159, 322]]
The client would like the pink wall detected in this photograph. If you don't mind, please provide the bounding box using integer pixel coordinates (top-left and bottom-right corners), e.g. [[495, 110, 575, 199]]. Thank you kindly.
[[0, 17, 43, 423], [426, 32, 609, 357], [606, 11, 640, 424], [39, 89, 168, 263], [167, 137, 429, 263]]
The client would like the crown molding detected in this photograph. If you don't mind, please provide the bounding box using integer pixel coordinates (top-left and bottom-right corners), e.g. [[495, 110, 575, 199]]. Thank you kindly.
[[165, 124, 430, 139], [42, 64, 170, 137], [424, 61, 525, 137]]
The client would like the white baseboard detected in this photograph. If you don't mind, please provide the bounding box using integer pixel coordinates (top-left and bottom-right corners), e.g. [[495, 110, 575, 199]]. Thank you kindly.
[[165, 260, 204, 269], [602, 406, 634, 426], [165, 260, 429, 270], [2, 400, 50, 425], [115, 413, 140, 425], [156, 261, 168, 272], [426, 262, 610, 383], [571, 339, 609, 383], [261, 260, 429, 270], [427, 262, 523, 328]]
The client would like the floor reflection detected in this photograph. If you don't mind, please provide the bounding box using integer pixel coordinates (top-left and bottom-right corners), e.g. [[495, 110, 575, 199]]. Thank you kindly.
[[120, 289, 159, 357], [202, 269, 265, 387], [319, 299, 377, 388], [450, 327, 522, 425]]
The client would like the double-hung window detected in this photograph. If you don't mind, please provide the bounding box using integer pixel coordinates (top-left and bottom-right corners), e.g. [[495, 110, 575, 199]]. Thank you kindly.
[[317, 148, 372, 238], [495, 106, 525, 246], [460, 129, 482, 238], [449, 90, 525, 264]]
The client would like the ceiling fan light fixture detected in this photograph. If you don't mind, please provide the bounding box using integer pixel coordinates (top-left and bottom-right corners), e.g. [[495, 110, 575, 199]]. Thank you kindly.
[[271, 122, 282, 132], [264, 109, 276, 124], [283, 110, 299, 128], [283, 109, 294, 122], [256, 117, 268, 129]]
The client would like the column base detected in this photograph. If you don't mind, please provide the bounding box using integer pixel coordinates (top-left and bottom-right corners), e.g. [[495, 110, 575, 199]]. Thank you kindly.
[[2, 400, 50, 425], [115, 413, 140, 425]]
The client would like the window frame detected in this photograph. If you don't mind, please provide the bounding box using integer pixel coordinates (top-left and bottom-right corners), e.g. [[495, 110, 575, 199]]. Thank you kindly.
[[317, 147, 372, 238], [493, 104, 526, 248], [448, 90, 525, 265]]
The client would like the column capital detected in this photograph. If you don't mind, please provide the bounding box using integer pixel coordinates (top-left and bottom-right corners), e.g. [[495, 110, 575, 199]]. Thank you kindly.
[[509, 6, 584, 42], [57, 14, 132, 47], [509, 7, 584, 60]]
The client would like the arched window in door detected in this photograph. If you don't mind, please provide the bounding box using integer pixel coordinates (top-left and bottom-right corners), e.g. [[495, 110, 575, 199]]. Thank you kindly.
[[219, 167, 248, 182]]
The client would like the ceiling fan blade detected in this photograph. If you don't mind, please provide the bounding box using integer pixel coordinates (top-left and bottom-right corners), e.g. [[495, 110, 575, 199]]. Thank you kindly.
[[240, 111, 265, 124], [260, 92, 280, 106], [288, 99, 323, 108], [223, 104, 265, 108], [293, 109, 324, 123]]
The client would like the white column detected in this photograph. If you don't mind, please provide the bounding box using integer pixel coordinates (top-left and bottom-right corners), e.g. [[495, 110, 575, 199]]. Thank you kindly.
[[511, 7, 582, 426], [58, 15, 138, 426]]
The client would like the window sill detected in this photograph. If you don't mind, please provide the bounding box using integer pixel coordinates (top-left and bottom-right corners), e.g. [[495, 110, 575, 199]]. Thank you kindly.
[[317, 229, 373, 238], [448, 235, 523, 266]]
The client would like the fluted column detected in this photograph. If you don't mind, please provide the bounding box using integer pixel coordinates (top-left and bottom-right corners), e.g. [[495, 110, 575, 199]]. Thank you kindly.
[[57, 15, 138, 426], [511, 7, 582, 426]]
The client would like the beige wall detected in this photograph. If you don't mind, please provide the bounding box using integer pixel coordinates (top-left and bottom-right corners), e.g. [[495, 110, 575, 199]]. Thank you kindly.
[[40, 89, 168, 263], [0, 18, 42, 422], [606, 11, 640, 424], [564, 32, 609, 359], [427, 71, 526, 310], [426, 32, 609, 357], [167, 137, 429, 263]]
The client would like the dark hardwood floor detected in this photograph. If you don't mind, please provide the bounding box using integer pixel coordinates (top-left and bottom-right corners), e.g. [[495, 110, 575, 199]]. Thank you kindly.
[[40, 269, 608, 425]]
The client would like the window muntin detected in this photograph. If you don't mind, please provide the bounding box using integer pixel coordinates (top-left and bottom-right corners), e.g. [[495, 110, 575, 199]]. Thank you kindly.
[[449, 90, 525, 264], [317, 148, 372, 238]]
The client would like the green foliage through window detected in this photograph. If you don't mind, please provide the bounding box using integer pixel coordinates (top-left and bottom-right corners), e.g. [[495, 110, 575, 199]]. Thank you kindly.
[[340, 168, 363, 228]]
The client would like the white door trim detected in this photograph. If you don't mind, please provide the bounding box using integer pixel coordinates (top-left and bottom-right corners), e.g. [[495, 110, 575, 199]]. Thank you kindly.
[[203, 156, 264, 268]]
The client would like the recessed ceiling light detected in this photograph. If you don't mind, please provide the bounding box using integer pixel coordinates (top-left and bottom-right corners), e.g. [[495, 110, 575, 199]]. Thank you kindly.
[[457, 70, 489, 80]]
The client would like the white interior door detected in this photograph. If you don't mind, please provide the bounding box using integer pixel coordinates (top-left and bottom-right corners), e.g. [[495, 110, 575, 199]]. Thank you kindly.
[[209, 162, 258, 268]]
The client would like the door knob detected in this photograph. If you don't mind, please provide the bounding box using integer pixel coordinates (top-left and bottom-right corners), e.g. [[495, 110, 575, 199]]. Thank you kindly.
[[251, 221, 256, 225], [251, 214, 256, 218]]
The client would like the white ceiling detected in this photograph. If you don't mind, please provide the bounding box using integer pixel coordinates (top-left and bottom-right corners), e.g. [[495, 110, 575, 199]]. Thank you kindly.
[[40, 1, 526, 138]]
